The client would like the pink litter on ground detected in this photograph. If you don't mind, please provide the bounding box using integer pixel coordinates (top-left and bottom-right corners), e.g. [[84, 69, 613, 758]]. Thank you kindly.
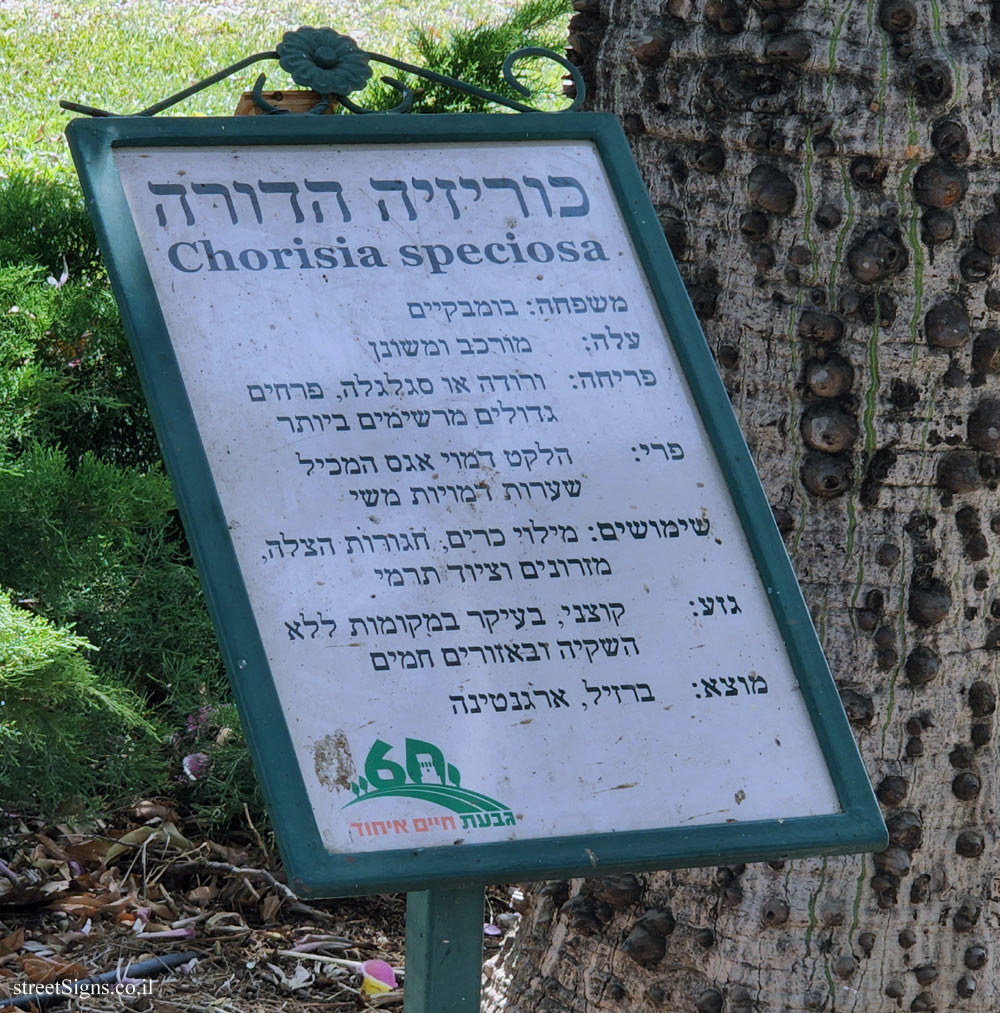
[[182, 752, 209, 780], [360, 959, 397, 994]]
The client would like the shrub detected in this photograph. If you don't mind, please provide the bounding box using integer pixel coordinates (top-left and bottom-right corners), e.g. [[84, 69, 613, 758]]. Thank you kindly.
[[0, 592, 161, 814], [0, 174, 102, 278], [364, 0, 572, 113], [167, 702, 265, 836], [1, 0, 573, 827], [0, 180, 235, 821]]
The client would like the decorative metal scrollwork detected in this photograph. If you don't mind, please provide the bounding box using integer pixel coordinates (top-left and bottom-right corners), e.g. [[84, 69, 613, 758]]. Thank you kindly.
[[60, 25, 584, 118]]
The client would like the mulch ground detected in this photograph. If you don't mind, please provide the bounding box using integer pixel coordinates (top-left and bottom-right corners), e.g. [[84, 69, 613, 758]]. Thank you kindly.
[[0, 803, 519, 1011]]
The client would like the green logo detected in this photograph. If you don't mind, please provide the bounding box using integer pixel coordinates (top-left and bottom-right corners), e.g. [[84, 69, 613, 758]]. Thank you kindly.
[[344, 737, 513, 820]]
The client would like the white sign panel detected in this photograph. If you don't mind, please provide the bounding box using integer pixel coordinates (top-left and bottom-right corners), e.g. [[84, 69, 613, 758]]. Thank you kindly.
[[113, 140, 840, 854]]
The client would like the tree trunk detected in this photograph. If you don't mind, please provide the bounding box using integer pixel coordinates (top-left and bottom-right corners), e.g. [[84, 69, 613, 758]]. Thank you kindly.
[[484, 2, 999, 1010]]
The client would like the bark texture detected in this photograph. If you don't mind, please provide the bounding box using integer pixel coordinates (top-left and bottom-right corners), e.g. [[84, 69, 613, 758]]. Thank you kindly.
[[484, 2, 1000, 1010]]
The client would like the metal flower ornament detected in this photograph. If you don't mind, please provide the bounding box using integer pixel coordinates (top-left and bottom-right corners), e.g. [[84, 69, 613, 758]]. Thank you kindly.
[[276, 27, 373, 98], [60, 24, 584, 118]]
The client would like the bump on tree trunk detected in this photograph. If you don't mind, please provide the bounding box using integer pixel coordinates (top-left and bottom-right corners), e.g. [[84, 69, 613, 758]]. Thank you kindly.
[[484, 1, 999, 1010]]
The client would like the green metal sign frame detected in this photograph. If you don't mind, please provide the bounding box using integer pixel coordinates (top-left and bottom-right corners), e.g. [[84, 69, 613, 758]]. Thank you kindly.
[[67, 111, 887, 900]]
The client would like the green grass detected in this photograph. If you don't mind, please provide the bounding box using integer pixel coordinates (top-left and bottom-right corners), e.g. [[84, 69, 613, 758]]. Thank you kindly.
[[0, 0, 563, 179]]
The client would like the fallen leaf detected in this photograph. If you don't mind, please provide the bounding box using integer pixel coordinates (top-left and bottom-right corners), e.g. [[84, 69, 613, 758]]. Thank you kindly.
[[147, 900, 176, 921], [63, 839, 113, 866], [96, 867, 123, 889], [20, 957, 87, 984], [50, 890, 131, 918], [265, 961, 315, 992], [205, 911, 248, 932], [105, 822, 193, 863], [33, 835, 69, 863], [0, 880, 65, 908], [187, 885, 218, 907], [208, 841, 249, 865], [131, 800, 180, 824], [261, 892, 283, 923], [21, 942, 55, 956], [0, 930, 24, 957], [47, 893, 106, 918]]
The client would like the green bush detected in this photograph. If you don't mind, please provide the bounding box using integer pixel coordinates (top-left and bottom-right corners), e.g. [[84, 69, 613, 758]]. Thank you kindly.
[[168, 703, 266, 836], [364, 0, 572, 113], [0, 175, 102, 276], [0, 179, 244, 824], [1, 0, 573, 828], [0, 193, 161, 470], [0, 446, 172, 614], [0, 173, 269, 830], [0, 591, 161, 814]]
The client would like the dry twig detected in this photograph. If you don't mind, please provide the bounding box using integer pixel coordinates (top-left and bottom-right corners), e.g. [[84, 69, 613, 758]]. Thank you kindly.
[[164, 860, 338, 924]]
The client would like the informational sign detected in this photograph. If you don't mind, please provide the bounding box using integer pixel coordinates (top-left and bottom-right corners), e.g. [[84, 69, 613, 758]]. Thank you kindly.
[[68, 114, 886, 895]]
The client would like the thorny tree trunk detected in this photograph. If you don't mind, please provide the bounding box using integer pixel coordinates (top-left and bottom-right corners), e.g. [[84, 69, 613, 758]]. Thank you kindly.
[[484, 1, 1000, 1010]]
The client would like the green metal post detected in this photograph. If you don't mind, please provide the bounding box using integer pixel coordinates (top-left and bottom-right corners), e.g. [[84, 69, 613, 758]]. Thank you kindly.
[[404, 886, 485, 1012]]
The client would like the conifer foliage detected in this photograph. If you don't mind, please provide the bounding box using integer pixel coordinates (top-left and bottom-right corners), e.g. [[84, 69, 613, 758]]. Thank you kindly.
[[365, 0, 571, 113], [0, 173, 251, 822], [0, 0, 572, 826]]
